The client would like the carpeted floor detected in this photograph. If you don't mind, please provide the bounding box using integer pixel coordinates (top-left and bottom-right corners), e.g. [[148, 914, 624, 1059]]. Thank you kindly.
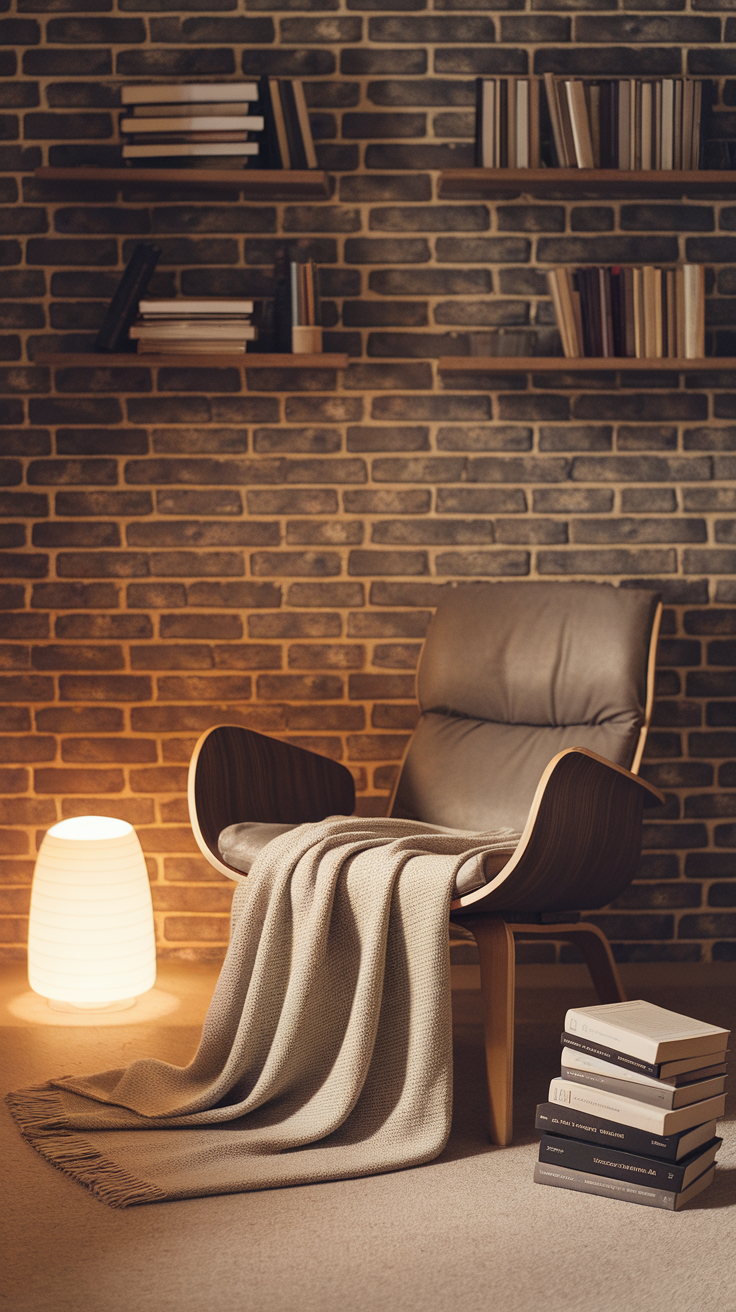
[[2, 961, 734, 1312]]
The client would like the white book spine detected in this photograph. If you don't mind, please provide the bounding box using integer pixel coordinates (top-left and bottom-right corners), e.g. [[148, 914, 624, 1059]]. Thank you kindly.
[[122, 142, 259, 157], [549, 1078, 725, 1136], [661, 80, 674, 170], [516, 79, 529, 169], [683, 263, 704, 359]]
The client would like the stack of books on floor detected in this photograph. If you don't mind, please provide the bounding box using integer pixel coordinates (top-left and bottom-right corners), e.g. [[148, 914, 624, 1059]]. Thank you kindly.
[[548, 264, 705, 359], [129, 298, 257, 354], [120, 83, 263, 169], [535, 1000, 729, 1211], [543, 75, 711, 170]]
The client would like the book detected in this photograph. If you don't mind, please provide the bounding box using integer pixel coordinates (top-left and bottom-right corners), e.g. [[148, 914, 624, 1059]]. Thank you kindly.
[[138, 299, 254, 315], [130, 103, 256, 118], [538, 1132, 721, 1192], [94, 243, 161, 353], [549, 1076, 726, 1136], [564, 1000, 730, 1065], [534, 1160, 715, 1210], [561, 1030, 726, 1079], [683, 262, 705, 358], [122, 143, 259, 158], [135, 340, 248, 354], [130, 323, 257, 340], [566, 79, 595, 168], [121, 83, 259, 105], [543, 73, 568, 169], [121, 116, 263, 135], [559, 1063, 727, 1110], [561, 1046, 727, 1089], [535, 1102, 718, 1161], [292, 80, 318, 170]]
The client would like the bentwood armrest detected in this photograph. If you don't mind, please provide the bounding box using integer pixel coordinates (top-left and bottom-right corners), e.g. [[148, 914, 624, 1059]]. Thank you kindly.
[[451, 746, 665, 916], [188, 724, 356, 879]]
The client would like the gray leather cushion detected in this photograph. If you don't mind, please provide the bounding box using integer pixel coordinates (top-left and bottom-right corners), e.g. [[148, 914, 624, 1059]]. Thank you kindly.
[[416, 581, 657, 732], [391, 581, 659, 833], [218, 819, 510, 896]]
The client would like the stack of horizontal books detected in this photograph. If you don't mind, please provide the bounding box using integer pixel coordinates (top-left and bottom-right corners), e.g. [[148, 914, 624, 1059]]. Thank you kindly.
[[548, 264, 705, 359], [543, 75, 710, 170], [120, 83, 263, 169], [129, 298, 257, 354], [535, 1000, 729, 1211]]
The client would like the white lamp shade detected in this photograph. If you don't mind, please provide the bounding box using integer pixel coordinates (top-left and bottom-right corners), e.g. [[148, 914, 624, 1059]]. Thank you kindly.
[[28, 815, 156, 1005]]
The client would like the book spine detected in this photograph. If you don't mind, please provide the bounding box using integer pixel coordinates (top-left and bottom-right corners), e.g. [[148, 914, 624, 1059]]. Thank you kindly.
[[535, 1102, 703, 1161], [550, 1078, 725, 1135], [566, 79, 595, 168], [560, 1065, 677, 1109], [270, 78, 291, 169], [561, 1030, 661, 1078], [548, 270, 572, 358], [543, 73, 567, 168], [534, 1161, 682, 1210], [529, 77, 540, 169], [475, 78, 483, 168], [292, 79, 318, 169], [95, 244, 161, 353], [684, 263, 704, 358], [538, 1133, 691, 1190]]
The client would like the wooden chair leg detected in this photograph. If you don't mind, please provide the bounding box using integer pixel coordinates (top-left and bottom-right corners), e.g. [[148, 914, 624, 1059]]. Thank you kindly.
[[459, 914, 516, 1148]]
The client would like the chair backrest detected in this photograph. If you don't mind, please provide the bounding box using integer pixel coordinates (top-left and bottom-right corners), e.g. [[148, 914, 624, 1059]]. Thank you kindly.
[[390, 581, 661, 834]]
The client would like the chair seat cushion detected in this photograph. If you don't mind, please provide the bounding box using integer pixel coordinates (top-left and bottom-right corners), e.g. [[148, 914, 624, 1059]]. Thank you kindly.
[[218, 819, 516, 897]]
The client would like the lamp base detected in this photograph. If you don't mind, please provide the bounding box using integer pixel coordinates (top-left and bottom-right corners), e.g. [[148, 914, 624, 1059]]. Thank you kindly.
[[48, 997, 136, 1013]]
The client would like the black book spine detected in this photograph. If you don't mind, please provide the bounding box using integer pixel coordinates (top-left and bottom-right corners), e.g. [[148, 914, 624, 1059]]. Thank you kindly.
[[257, 75, 281, 170], [561, 1030, 661, 1079], [95, 244, 161, 353], [535, 1102, 688, 1161], [475, 78, 483, 168], [538, 1133, 690, 1190], [610, 266, 624, 357]]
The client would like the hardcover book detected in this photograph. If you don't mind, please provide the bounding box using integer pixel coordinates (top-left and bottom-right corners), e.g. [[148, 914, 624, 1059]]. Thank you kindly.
[[558, 1063, 726, 1110], [538, 1132, 721, 1192], [535, 1102, 718, 1161], [549, 1076, 726, 1136], [534, 1160, 715, 1210], [561, 1030, 727, 1080], [564, 1000, 729, 1064], [561, 1045, 727, 1089]]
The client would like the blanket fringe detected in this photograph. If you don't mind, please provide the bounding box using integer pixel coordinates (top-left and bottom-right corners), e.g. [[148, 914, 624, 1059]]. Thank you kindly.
[[5, 1089, 167, 1209]]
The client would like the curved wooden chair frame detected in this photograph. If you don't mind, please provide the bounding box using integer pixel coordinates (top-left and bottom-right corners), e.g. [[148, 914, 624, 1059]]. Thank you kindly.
[[188, 724, 664, 1147]]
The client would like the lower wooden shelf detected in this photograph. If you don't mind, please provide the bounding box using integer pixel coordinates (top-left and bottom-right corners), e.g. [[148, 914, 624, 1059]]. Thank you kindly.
[[438, 168, 736, 199], [35, 352, 348, 368], [34, 167, 331, 199], [439, 356, 736, 373]]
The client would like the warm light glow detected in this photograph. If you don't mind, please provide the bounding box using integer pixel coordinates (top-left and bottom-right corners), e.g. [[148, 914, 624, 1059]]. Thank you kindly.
[[28, 814, 157, 1007]]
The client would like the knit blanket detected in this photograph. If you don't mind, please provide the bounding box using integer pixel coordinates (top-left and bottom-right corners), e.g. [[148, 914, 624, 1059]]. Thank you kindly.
[[7, 816, 519, 1209]]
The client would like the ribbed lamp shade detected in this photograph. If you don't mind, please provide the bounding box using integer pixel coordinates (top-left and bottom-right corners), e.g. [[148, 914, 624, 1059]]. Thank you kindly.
[[28, 815, 156, 1007]]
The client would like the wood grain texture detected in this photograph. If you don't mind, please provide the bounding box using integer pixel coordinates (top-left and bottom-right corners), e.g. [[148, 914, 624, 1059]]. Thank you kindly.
[[35, 354, 348, 369], [438, 168, 736, 199], [188, 724, 355, 875], [451, 747, 664, 915], [438, 357, 736, 373], [33, 167, 331, 198]]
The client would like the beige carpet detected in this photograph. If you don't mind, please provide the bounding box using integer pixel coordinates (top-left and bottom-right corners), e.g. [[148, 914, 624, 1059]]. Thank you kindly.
[[2, 961, 734, 1312]]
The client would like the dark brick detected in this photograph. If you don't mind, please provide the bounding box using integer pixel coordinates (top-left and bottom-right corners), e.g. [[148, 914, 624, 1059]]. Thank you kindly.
[[535, 48, 680, 75], [30, 397, 122, 425], [343, 489, 431, 514], [33, 521, 120, 547], [685, 610, 736, 635], [370, 268, 491, 296], [539, 549, 676, 575], [539, 425, 611, 452], [242, 49, 336, 76], [286, 520, 363, 545], [572, 519, 706, 544], [569, 207, 614, 233], [684, 427, 736, 452], [364, 143, 474, 169], [434, 45, 529, 79], [620, 488, 677, 513], [341, 48, 427, 74], [679, 913, 736, 938], [249, 613, 341, 639], [119, 49, 236, 77], [55, 614, 152, 640], [288, 582, 364, 607]]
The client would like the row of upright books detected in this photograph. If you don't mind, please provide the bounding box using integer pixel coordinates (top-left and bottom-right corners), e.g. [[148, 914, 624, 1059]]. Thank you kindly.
[[119, 78, 317, 170], [535, 1000, 729, 1211], [548, 264, 705, 360], [475, 75, 713, 171]]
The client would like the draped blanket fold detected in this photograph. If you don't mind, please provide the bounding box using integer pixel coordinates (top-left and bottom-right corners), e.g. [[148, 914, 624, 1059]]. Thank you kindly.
[[6, 817, 519, 1208]]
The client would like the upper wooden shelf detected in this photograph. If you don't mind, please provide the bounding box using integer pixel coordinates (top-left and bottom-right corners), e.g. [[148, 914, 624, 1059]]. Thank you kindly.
[[438, 168, 736, 199], [36, 352, 348, 368], [439, 356, 736, 373], [33, 167, 330, 199]]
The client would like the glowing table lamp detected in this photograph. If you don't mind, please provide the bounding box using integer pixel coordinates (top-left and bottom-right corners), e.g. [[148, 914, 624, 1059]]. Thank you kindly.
[[28, 815, 156, 1012]]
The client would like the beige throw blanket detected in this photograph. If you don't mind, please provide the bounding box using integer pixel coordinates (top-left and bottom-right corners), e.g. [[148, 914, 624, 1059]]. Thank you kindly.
[[7, 817, 518, 1208]]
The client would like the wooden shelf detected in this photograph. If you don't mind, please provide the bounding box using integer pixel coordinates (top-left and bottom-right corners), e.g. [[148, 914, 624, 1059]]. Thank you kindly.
[[438, 168, 736, 199], [36, 352, 348, 368], [439, 356, 736, 373], [33, 167, 330, 199]]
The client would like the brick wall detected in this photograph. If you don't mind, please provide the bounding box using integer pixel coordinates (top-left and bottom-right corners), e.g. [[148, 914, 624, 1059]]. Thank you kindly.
[[2, 0, 736, 966]]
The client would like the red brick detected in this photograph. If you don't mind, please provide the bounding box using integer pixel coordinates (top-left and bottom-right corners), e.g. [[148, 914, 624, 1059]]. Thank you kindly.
[[60, 737, 158, 763], [162, 915, 230, 942], [129, 767, 189, 793], [60, 797, 155, 825], [346, 734, 410, 760], [34, 767, 124, 793]]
